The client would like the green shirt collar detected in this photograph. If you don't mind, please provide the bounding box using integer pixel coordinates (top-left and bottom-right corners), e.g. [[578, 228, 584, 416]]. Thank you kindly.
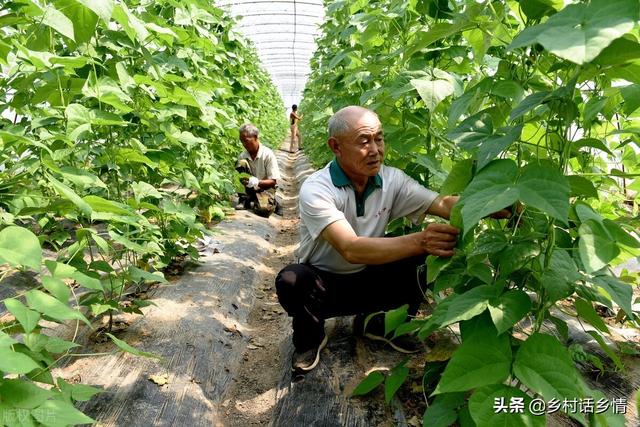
[[329, 159, 383, 217], [329, 159, 382, 188]]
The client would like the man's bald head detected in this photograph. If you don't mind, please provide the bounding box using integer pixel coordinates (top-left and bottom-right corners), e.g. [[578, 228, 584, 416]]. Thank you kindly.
[[328, 106, 379, 139]]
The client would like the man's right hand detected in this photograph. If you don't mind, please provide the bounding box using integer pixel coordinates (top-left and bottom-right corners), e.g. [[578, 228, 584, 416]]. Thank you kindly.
[[419, 223, 460, 257]]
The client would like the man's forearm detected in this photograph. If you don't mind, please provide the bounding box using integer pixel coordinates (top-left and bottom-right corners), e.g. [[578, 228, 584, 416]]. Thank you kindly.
[[258, 179, 277, 189], [427, 195, 459, 219], [340, 234, 423, 265]]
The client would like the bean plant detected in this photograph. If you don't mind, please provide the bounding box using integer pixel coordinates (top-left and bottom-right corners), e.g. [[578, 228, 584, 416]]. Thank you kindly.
[[0, 0, 287, 424], [300, 0, 640, 425]]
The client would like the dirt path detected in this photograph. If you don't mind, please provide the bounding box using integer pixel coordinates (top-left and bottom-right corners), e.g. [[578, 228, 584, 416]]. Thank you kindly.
[[222, 144, 303, 425]]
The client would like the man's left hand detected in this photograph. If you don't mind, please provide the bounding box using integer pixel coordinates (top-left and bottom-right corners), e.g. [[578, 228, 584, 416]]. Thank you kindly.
[[247, 176, 260, 189]]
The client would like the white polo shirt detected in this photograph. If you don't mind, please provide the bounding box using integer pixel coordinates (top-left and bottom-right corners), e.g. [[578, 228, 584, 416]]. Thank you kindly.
[[296, 160, 439, 274], [237, 144, 281, 181]]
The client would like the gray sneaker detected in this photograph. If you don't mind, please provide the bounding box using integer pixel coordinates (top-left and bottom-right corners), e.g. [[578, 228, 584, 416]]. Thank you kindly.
[[291, 334, 328, 375]]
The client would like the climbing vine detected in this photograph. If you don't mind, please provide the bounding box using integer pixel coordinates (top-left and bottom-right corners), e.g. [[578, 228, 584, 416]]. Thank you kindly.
[[300, 0, 640, 425], [0, 0, 286, 424]]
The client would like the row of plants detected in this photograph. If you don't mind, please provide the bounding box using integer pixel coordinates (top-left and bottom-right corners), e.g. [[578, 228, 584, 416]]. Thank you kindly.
[[299, 0, 639, 425], [0, 0, 287, 424]]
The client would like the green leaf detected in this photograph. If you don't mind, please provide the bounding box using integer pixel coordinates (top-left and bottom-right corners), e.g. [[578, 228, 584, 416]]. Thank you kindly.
[[57, 0, 98, 44], [460, 159, 569, 233], [82, 75, 132, 112], [509, 91, 550, 121], [0, 334, 19, 351], [509, 0, 639, 64], [111, 3, 149, 43], [575, 298, 610, 334], [586, 331, 623, 371], [114, 148, 157, 168], [47, 174, 92, 217], [83, 195, 133, 216], [448, 113, 493, 151], [591, 275, 633, 316], [404, 22, 472, 59], [33, 400, 94, 427], [411, 69, 460, 111], [575, 202, 603, 224], [426, 256, 453, 284], [567, 175, 598, 198], [106, 333, 159, 358], [57, 378, 102, 402], [384, 304, 408, 336], [496, 241, 540, 276], [131, 181, 163, 201], [128, 266, 167, 284], [71, 271, 103, 291], [491, 80, 524, 102], [392, 318, 425, 339], [65, 103, 92, 140], [518, 162, 570, 225], [460, 160, 519, 235], [0, 226, 42, 270], [469, 230, 508, 256], [434, 315, 511, 394], [440, 159, 473, 195], [590, 388, 627, 427], [573, 138, 613, 155], [519, 0, 563, 19], [548, 249, 582, 283], [549, 316, 569, 341], [0, 348, 41, 374], [476, 125, 522, 171], [421, 285, 497, 338], [4, 299, 40, 333], [25, 290, 90, 326], [44, 260, 76, 279], [352, 370, 385, 396], [76, 0, 114, 22], [594, 37, 640, 66], [578, 219, 620, 273], [488, 290, 532, 334], [422, 393, 464, 427], [513, 333, 586, 403], [59, 166, 107, 190], [583, 96, 608, 122], [0, 379, 53, 409], [467, 262, 493, 284], [42, 4, 75, 40], [91, 303, 117, 316], [620, 84, 640, 115], [42, 277, 70, 303], [469, 384, 546, 427], [384, 365, 409, 403], [44, 336, 79, 353], [108, 231, 147, 254], [602, 219, 640, 248]]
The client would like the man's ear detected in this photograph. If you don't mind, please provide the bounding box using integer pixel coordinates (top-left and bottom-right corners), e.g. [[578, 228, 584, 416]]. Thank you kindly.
[[328, 137, 340, 155]]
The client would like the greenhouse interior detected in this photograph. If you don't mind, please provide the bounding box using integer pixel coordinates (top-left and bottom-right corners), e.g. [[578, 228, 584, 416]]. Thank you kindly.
[[0, 0, 639, 425]]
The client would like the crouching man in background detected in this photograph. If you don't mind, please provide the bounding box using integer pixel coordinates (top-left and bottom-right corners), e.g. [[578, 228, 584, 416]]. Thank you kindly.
[[235, 123, 282, 217]]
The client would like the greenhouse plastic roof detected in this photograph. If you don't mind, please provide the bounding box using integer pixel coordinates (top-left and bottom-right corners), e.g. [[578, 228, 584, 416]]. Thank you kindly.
[[217, 0, 325, 108]]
